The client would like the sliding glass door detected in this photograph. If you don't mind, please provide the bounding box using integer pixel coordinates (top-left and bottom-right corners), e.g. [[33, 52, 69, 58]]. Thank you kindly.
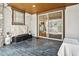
[[38, 10, 65, 40]]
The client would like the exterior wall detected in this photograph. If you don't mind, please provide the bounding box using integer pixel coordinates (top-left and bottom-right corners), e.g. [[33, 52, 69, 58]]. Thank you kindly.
[[31, 14, 37, 37], [0, 4, 4, 47], [65, 4, 79, 39], [3, 5, 32, 37]]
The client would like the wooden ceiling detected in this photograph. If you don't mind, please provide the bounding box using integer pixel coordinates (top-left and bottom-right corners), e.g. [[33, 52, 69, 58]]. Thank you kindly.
[[9, 3, 76, 14]]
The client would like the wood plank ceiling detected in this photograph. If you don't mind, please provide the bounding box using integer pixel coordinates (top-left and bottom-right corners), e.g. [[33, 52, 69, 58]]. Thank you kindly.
[[9, 3, 76, 14]]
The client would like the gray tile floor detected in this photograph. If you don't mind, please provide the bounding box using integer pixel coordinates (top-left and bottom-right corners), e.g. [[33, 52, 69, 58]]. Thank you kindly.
[[0, 38, 62, 56]]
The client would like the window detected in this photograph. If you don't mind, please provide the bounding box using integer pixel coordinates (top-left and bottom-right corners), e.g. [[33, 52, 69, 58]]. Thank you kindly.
[[12, 9, 25, 25]]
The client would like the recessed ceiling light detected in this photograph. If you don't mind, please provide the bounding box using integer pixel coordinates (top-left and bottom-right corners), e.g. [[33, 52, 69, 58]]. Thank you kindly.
[[32, 5, 36, 8]]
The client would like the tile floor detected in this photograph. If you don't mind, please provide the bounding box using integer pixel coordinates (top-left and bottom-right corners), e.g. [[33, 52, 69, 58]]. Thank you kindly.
[[0, 38, 62, 56]]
